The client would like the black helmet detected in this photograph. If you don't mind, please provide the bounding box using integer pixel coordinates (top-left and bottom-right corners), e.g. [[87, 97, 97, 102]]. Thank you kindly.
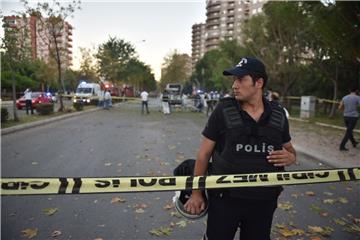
[[173, 159, 209, 220]]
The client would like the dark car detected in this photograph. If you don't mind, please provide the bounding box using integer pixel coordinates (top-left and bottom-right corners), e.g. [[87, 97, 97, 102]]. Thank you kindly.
[[16, 92, 53, 110]]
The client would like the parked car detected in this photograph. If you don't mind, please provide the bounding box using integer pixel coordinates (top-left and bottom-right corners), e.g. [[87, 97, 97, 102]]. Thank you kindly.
[[16, 92, 53, 110]]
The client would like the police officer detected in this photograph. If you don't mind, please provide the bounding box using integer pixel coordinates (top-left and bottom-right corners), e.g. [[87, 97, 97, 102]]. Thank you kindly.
[[184, 57, 296, 240]]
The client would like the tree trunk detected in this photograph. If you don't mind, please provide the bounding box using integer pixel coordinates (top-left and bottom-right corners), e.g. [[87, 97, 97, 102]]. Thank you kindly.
[[11, 69, 19, 122], [53, 30, 65, 112], [329, 64, 338, 118]]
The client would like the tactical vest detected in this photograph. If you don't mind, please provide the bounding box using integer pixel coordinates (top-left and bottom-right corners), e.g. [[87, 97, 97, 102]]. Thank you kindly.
[[211, 98, 286, 199]]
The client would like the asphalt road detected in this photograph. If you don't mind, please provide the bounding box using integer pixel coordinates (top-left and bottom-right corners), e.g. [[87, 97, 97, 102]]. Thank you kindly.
[[2, 103, 359, 240]]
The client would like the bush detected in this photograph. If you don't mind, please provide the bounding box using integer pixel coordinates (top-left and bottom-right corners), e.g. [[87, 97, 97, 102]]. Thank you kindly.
[[73, 102, 84, 111], [36, 103, 54, 115], [1, 107, 9, 123]]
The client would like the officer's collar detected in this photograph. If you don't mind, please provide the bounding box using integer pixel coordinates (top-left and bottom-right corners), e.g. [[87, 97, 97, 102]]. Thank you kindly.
[[235, 97, 271, 123]]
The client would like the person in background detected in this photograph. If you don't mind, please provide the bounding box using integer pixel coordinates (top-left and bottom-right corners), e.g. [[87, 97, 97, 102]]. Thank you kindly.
[[161, 90, 171, 114], [98, 89, 104, 108], [103, 89, 111, 110], [338, 88, 360, 151], [140, 89, 150, 114], [184, 57, 296, 240], [24, 88, 33, 115], [270, 91, 289, 118]]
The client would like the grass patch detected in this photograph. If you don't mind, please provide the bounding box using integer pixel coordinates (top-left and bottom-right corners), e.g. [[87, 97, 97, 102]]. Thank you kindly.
[[289, 108, 359, 130]]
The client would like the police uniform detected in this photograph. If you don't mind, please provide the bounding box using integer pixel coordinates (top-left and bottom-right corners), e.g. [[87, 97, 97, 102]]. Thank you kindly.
[[202, 97, 291, 240]]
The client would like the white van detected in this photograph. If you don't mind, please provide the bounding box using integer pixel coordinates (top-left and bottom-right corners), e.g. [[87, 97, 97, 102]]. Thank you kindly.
[[74, 82, 101, 104]]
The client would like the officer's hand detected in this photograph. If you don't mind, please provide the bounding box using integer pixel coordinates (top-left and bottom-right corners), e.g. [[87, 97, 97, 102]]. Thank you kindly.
[[184, 190, 205, 215], [267, 148, 296, 167]]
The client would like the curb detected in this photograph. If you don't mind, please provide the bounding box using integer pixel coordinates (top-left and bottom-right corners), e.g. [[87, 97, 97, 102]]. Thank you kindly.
[[1, 107, 100, 136], [293, 144, 357, 169], [289, 117, 360, 134]]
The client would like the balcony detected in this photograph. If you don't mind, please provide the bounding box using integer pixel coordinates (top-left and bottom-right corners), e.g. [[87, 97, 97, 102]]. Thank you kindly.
[[206, 1, 221, 9], [207, 13, 220, 21], [206, 7, 221, 15]]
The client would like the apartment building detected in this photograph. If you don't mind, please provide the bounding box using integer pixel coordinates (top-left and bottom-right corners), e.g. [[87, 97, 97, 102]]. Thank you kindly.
[[191, 23, 206, 71], [191, 0, 265, 69], [3, 15, 73, 69]]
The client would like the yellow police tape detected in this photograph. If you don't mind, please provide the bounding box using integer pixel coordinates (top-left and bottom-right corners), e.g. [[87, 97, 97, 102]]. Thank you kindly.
[[1, 167, 359, 196]]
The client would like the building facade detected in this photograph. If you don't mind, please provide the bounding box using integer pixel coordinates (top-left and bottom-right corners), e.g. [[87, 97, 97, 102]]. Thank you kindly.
[[191, 0, 266, 69], [3, 15, 73, 69], [191, 23, 206, 71]]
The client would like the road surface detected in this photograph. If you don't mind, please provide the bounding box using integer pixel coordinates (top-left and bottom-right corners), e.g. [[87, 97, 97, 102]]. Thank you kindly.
[[2, 103, 359, 239]]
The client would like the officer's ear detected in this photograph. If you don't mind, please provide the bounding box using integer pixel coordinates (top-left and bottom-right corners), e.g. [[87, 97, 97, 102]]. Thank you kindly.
[[255, 78, 264, 89]]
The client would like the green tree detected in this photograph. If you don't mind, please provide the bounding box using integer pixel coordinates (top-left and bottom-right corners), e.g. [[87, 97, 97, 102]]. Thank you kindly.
[[301, 1, 360, 116], [191, 40, 247, 92], [96, 36, 136, 83], [21, 0, 81, 111], [1, 14, 33, 121], [122, 59, 156, 92], [242, 2, 311, 98], [159, 50, 191, 89], [79, 47, 98, 81]]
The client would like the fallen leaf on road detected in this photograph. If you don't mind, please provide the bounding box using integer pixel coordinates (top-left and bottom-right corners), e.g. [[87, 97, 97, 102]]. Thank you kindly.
[[337, 197, 348, 204], [163, 203, 174, 210], [111, 197, 126, 204], [170, 211, 182, 218], [308, 226, 334, 236], [176, 220, 187, 228], [134, 203, 148, 209], [278, 201, 293, 211], [51, 230, 61, 238], [323, 199, 336, 204], [42, 208, 58, 216], [305, 191, 315, 196], [275, 223, 304, 237], [323, 191, 333, 196], [333, 218, 347, 226], [168, 145, 176, 150], [310, 204, 328, 217], [344, 223, 360, 234], [309, 237, 322, 240], [21, 228, 38, 239], [290, 193, 300, 198], [135, 208, 145, 213], [149, 226, 172, 236]]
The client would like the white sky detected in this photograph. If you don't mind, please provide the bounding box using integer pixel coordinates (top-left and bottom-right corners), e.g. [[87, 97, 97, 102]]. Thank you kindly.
[[1, 0, 206, 80]]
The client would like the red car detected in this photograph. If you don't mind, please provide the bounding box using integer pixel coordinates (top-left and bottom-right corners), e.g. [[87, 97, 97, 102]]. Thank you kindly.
[[16, 92, 52, 110]]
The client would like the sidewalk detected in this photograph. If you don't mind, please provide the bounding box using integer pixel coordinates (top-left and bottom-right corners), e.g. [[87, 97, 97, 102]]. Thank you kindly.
[[290, 118, 359, 168]]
